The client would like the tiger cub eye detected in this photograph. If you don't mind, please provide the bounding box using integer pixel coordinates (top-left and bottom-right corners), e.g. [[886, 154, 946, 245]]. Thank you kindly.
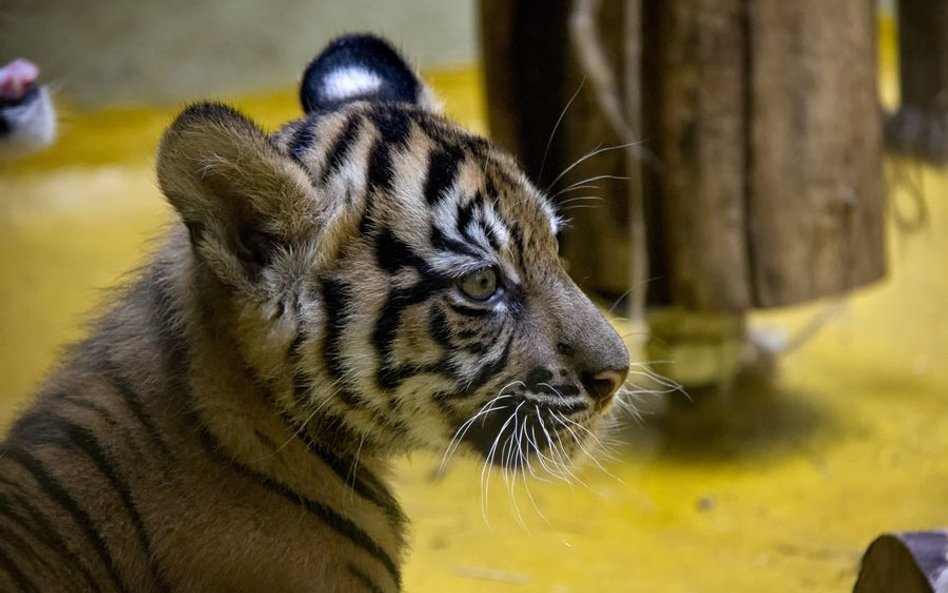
[[458, 268, 499, 302]]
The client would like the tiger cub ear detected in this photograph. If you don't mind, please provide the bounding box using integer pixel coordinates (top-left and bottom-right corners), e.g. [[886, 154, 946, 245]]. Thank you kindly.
[[299, 33, 442, 114], [157, 102, 317, 290]]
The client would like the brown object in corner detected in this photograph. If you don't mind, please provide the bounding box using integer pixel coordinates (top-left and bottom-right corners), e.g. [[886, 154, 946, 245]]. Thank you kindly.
[[853, 531, 948, 593]]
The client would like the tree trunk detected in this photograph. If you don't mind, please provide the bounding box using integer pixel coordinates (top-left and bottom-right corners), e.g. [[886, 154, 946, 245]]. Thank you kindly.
[[481, 0, 636, 301], [480, 0, 885, 310], [647, 0, 751, 311], [886, 0, 948, 162], [746, 0, 886, 307]]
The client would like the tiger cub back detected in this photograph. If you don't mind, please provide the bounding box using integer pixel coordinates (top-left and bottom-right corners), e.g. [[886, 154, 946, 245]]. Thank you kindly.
[[0, 34, 629, 593]]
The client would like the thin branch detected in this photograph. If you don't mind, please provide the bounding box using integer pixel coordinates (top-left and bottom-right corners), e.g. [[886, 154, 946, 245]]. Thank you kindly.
[[569, 0, 650, 354]]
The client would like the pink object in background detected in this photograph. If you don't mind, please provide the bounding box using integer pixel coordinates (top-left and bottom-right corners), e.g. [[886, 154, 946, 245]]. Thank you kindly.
[[0, 58, 56, 158], [0, 59, 40, 101]]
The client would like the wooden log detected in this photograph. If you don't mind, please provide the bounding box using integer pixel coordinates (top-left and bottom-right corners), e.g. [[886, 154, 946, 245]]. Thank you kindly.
[[481, 0, 640, 301], [649, 0, 752, 311], [559, 0, 636, 300], [746, 0, 886, 307], [886, 0, 948, 163], [853, 531, 948, 593], [480, 0, 572, 176], [480, 0, 886, 310]]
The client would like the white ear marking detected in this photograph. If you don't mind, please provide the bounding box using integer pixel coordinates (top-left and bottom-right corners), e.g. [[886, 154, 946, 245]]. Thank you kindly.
[[322, 66, 385, 103]]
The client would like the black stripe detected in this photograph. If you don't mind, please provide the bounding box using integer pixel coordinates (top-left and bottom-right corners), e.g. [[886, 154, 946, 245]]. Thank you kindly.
[[291, 359, 408, 444], [60, 397, 149, 464], [291, 367, 315, 406], [370, 230, 454, 390], [310, 409, 377, 452], [13, 414, 166, 591], [287, 329, 306, 360], [423, 143, 465, 205], [320, 115, 363, 184], [431, 390, 466, 427], [429, 225, 481, 258], [480, 215, 502, 252], [289, 121, 317, 164], [358, 195, 377, 237], [0, 447, 129, 593], [63, 396, 116, 423], [187, 412, 402, 588], [509, 222, 527, 272], [374, 227, 428, 274], [377, 361, 443, 392], [428, 304, 453, 348], [373, 280, 451, 391], [465, 135, 492, 158], [483, 167, 499, 198], [447, 302, 493, 318], [348, 563, 386, 593], [336, 386, 368, 409], [483, 323, 505, 345], [0, 545, 37, 593], [367, 138, 396, 193], [0, 523, 54, 575], [271, 299, 286, 320], [366, 108, 412, 193], [457, 332, 515, 398], [320, 278, 351, 380], [455, 198, 477, 244], [0, 479, 101, 592], [283, 415, 404, 527], [58, 418, 164, 590], [97, 367, 174, 459], [412, 111, 449, 140], [368, 107, 412, 146]]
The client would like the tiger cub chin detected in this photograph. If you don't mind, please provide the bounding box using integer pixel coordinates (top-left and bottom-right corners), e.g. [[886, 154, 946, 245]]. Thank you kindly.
[[0, 34, 629, 593]]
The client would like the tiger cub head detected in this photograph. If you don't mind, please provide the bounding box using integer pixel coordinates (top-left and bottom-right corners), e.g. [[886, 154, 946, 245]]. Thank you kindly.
[[156, 35, 629, 472]]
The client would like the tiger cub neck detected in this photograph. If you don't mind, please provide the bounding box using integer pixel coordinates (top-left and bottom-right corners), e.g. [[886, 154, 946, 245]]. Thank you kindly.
[[159, 243, 393, 480]]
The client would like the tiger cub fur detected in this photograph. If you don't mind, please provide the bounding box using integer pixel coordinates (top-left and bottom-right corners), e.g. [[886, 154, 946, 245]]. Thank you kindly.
[[0, 35, 629, 593]]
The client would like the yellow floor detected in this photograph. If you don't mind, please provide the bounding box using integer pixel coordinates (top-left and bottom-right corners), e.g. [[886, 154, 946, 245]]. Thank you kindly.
[[2, 25, 947, 593]]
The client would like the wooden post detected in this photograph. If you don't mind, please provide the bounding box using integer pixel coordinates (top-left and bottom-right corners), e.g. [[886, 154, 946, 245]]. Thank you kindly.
[[647, 0, 751, 312], [480, 0, 578, 183], [480, 0, 886, 388], [746, 0, 885, 307], [853, 531, 948, 593], [886, 0, 948, 163], [481, 0, 636, 300], [481, 0, 885, 311]]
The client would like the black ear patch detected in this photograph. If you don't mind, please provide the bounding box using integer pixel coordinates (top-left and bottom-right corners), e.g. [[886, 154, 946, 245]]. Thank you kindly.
[[300, 34, 423, 113]]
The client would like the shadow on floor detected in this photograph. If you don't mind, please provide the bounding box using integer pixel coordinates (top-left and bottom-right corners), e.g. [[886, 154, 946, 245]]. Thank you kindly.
[[614, 375, 839, 465]]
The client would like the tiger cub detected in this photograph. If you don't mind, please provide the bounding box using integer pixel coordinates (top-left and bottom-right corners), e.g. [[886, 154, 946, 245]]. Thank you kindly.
[[0, 35, 629, 593]]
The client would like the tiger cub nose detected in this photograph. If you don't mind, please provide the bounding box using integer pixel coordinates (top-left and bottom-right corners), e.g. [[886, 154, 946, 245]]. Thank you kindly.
[[580, 367, 629, 403]]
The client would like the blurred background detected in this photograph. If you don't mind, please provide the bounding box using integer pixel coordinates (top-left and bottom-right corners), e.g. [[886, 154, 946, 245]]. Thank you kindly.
[[1, 0, 946, 592]]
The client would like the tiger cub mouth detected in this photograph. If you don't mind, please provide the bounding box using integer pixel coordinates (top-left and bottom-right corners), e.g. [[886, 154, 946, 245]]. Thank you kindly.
[[452, 362, 627, 468]]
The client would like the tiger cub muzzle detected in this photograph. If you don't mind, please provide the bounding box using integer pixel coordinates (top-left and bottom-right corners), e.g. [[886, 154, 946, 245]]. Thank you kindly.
[[446, 270, 630, 466]]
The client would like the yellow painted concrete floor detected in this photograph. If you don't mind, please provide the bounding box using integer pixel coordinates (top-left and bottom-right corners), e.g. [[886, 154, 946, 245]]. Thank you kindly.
[[2, 40, 947, 593]]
